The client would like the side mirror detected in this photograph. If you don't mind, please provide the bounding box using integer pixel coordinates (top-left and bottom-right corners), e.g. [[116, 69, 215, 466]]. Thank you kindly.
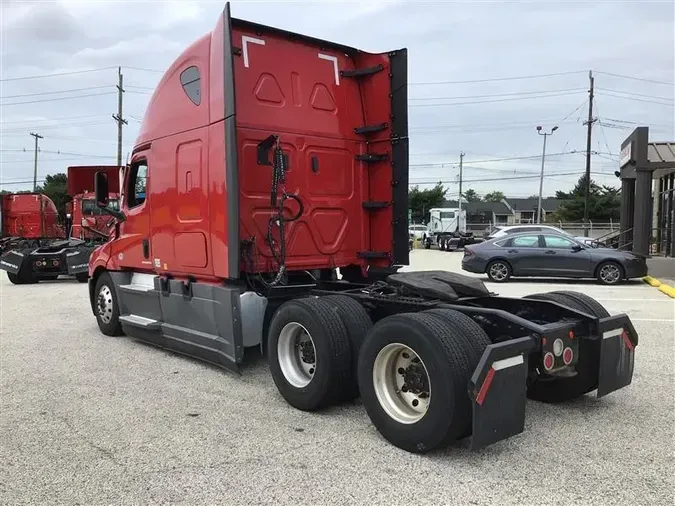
[[572, 244, 583, 252], [95, 172, 109, 208], [94, 171, 126, 222]]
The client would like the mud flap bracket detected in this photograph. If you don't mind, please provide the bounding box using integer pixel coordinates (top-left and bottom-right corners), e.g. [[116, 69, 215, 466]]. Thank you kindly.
[[469, 336, 534, 450], [596, 314, 637, 398], [65, 248, 93, 275], [0, 250, 25, 275]]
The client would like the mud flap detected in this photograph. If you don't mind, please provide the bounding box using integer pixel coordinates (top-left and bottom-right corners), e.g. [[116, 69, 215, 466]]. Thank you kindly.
[[0, 250, 27, 275], [468, 336, 535, 450], [596, 315, 637, 398], [65, 247, 94, 275]]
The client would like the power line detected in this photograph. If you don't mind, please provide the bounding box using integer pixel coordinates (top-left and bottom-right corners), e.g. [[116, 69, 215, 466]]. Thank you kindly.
[[1, 91, 117, 107], [409, 151, 580, 165], [409, 88, 586, 101], [0, 114, 109, 126], [595, 92, 674, 106], [1, 121, 112, 134], [1, 85, 113, 99], [0, 67, 118, 82], [597, 87, 674, 102], [409, 91, 585, 107], [593, 71, 674, 86], [409, 70, 587, 86]]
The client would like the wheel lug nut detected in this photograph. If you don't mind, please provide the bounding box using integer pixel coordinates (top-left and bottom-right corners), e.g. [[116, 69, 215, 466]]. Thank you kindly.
[[397, 367, 405, 374], [412, 399, 419, 407]]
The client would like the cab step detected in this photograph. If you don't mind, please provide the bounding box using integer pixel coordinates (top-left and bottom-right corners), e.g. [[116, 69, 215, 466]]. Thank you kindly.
[[119, 314, 161, 329]]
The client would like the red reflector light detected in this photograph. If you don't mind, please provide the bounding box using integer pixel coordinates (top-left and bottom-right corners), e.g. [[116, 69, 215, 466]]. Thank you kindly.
[[53, 260, 59, 266], [543, 352, 555, 371], [562, 347, 574, 365], [568, 330, 575, 339]]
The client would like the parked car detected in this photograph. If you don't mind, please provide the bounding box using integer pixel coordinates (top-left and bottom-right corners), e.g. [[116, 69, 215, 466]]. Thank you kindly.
[[487, 224, 605, 247], [461, 231, 648, 284]]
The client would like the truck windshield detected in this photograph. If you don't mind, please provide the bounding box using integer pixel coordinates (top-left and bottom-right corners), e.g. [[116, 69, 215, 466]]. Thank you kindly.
[[82, 198, 119, 215], [440, 211, 455, 219]]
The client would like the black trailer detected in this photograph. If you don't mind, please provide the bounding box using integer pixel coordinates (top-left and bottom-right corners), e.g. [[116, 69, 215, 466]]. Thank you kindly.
[[0, 238, 95, 284], [90, 268, 637, 454]]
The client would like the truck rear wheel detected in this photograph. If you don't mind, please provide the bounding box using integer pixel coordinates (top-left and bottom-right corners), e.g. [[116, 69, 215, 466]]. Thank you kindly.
[[357, 313, 472, 453], [94, 272, 123, 336], [317, 294, 373, 400], [267, 297, 351, 411], [524, 291, 603, 403]]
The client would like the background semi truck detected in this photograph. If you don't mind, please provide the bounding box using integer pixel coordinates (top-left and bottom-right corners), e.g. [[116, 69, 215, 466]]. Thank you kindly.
[[0, 165, 120, 284], [87, 3, 638, 453]]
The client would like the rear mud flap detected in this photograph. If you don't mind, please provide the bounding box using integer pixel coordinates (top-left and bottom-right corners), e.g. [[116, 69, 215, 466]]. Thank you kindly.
[[65, 247, 93, 275], [0, 250, 26, 275], [596, 315, 637, 398], [468, 336, 535, 450]]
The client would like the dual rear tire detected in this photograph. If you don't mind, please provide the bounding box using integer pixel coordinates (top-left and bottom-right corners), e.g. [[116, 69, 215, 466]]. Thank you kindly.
[[267, 298, 492, 453]]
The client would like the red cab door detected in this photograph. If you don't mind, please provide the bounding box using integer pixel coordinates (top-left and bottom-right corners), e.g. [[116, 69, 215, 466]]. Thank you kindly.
[[113, 154, 152, 271]]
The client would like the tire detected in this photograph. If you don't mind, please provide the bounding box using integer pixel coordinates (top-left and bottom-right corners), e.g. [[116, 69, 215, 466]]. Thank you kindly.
[[595, 261, 624, 285], [547, 291, 610, 318], [524, 291, 601, 403], [93, 272, 123, 336], [268, 297, 352, 411], [486, 259, 512, 283], [357, 312, 473, 453], [317, 294, 373, 400], [423, 308, 492, 360], [75, 273, 89, 283], [7, 269, 37, 285]]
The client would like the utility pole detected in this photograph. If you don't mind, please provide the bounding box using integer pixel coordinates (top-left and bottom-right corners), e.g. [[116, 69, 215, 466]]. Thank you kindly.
[[536, 125, 558, 224], [458, 152, 464, 233], [29, 132, 43, 191], [582, 70, 596, 237], [112, 67, 127, 168]]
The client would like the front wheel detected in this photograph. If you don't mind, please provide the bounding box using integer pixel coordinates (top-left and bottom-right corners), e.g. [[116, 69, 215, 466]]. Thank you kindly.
[[94, 272, 123, 336], [596, 261, 624, 285]]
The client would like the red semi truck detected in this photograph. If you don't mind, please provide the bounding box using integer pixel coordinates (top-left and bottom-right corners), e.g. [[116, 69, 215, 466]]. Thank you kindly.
[[0, 166, 120, 284], [87, 3, 637, 453], [0, 192, 62, 254]]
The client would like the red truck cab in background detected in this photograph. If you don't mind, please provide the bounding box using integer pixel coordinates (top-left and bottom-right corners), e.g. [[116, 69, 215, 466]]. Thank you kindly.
[[87, 3, 637, 454], [0, 165, 121, 284]]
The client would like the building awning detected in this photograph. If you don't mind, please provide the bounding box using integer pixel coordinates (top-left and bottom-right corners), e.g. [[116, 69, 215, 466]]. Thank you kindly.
[[649, 142, 675, 178]]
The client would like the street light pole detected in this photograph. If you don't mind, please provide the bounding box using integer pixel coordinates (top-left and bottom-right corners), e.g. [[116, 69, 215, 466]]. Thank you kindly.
[[536, 125, 558, 224]]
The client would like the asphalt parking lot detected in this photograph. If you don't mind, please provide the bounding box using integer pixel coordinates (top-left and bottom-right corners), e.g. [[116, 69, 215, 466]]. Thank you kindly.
[[1, 250, 673, 505]]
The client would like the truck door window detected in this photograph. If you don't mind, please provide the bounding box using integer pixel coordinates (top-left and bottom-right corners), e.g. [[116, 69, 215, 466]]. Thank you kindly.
[[127, 161, 148, 208]]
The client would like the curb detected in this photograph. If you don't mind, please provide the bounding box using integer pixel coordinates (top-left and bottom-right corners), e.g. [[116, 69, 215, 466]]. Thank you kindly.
[[643, 276, 661, 287], [643, 276, 675, 298]]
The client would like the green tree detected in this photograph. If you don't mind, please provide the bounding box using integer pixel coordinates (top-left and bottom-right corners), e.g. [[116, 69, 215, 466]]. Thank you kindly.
[[36, 173, 70, 221], [553, 174, 620, 222], [462, 188, 481, 202], [483, 190, 505, 203], [409, 183, 448, 224]]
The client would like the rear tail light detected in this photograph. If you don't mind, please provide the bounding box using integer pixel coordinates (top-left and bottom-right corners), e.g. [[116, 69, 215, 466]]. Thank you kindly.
[[562, 347, 574, 365], [543, 352, 555, 371]]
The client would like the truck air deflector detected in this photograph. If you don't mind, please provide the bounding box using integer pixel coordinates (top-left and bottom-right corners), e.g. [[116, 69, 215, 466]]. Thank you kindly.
[[223, 2, 241, 279], [389, 48, 409, 266]]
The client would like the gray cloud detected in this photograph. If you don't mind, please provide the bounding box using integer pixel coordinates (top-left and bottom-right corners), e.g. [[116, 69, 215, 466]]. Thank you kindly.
[[1, 0, 673, 198]]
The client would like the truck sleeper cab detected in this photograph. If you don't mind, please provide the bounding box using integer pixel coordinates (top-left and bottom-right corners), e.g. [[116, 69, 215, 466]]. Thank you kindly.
[[88, 3, 638, 454]]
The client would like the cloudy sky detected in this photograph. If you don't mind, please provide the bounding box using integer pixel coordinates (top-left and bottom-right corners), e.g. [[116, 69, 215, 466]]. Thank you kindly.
[[1, 0, 673, 200]]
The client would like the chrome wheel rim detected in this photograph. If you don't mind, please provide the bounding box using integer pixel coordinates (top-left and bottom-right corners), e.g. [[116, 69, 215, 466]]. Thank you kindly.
[[97, 285, 114, 324], [600, 264, 621, 284], [277, 322, 316, 388], [489, 262, 509, 281], [372, 343, 431, 424]]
